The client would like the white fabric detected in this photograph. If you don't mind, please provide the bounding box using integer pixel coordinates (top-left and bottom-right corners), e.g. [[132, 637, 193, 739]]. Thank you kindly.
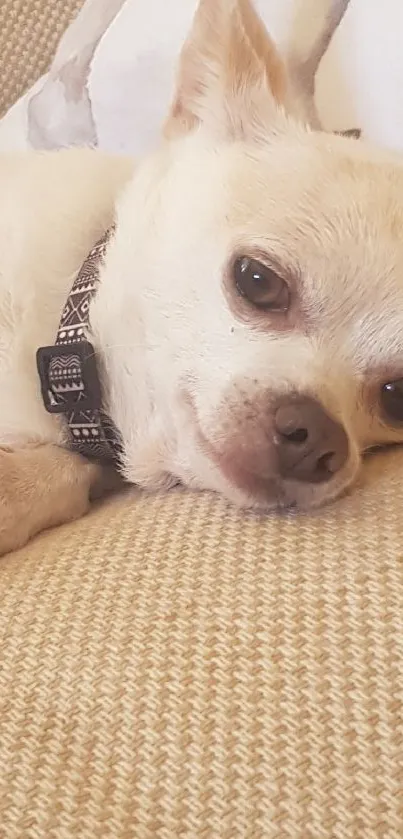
[[0, 0, 402, 154]]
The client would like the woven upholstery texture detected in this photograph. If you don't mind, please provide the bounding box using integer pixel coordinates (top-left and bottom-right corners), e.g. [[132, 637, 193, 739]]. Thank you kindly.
[[0, 0, 82, 116], [0, 2, 403, 838]]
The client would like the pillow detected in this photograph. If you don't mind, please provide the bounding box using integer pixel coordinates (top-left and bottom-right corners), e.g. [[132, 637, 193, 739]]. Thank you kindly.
[[1, 0, 403, 156]]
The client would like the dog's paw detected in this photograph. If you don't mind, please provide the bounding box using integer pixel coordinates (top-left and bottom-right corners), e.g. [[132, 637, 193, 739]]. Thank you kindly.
[[0, 447, 31, 555], [0, 444, 116, 557]]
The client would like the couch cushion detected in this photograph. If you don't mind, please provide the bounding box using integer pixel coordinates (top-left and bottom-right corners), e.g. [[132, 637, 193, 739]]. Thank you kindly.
[[0, 0, 82, 116], [1, 449, 403, 837]]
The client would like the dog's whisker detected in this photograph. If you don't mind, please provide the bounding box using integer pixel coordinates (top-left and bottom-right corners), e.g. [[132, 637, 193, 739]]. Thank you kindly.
[[100, 343, 143, 354], [84, 343, 143, 363]]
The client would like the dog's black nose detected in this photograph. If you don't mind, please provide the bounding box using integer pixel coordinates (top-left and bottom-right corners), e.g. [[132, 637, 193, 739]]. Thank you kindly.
[[274, 397, 349, 484]]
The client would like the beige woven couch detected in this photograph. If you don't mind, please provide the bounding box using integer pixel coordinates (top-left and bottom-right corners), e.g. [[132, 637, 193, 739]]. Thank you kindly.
[[1, 3, 403, 837]]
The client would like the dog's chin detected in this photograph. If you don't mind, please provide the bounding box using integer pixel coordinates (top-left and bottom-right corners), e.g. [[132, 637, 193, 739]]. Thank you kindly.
[[174, 432, 355, 514], [175, 391, 358, 512], [205, 449, 355, 513]]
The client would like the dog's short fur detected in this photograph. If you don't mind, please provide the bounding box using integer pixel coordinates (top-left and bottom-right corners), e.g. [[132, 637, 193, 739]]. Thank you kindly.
[[2, 0, 403, 554]]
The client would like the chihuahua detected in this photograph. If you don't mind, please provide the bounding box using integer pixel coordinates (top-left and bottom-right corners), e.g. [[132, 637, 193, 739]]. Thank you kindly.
[[2, 0, 403, 555]]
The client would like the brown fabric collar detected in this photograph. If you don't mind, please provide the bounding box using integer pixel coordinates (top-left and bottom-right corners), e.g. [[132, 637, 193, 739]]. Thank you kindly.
[[36, 226, 122, 465]]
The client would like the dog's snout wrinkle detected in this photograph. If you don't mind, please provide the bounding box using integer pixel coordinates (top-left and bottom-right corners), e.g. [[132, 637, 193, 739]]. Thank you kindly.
[[274, 398, 349, 484]]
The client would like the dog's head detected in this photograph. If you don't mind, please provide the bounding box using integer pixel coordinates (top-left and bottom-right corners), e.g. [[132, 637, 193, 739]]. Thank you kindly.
[[101, 0, 403, 510]]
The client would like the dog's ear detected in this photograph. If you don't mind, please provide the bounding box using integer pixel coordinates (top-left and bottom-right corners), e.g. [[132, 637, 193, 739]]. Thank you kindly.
[[164, 0, 290, 141]]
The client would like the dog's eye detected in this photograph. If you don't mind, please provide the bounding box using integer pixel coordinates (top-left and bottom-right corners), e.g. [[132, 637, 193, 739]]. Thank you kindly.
[[381, 380, 403, 423], [233, 257, 289, 311]]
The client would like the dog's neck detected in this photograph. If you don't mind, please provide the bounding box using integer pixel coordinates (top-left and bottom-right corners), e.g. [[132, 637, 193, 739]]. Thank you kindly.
[[88, 213, 177, 489]]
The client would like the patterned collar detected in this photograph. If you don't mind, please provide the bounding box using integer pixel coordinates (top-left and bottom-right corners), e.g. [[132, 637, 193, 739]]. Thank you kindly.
[[36, 227, 121, 465]]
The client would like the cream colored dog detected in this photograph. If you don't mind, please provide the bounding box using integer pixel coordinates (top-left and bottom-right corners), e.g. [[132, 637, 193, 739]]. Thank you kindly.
[[2, 0, 403, 555]]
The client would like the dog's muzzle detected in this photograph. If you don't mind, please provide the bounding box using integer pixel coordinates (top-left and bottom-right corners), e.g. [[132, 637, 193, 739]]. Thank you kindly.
[[36, 227, 122, 465]]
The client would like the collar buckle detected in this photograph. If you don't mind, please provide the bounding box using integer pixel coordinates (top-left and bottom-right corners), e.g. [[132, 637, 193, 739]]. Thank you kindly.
[[36, 341, 103, 415]]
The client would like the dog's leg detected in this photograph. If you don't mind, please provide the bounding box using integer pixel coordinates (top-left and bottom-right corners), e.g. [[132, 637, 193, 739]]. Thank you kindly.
[[0, 444, 118, 556]]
